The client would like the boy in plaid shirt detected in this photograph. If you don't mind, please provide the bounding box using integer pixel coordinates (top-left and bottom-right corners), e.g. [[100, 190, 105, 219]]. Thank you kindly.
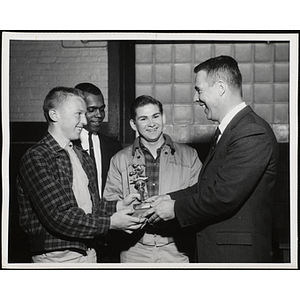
[[17, 87, 144, 263]]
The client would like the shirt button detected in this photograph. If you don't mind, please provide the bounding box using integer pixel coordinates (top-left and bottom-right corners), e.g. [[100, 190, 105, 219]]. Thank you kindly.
[[152, 183, 156, 186]]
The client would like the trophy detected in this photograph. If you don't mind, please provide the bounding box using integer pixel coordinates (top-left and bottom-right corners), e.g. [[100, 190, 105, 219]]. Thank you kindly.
[[129, 163, 151, 218]]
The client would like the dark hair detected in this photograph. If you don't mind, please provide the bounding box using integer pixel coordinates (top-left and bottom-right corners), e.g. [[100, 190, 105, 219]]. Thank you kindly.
[[194, 55, 243, 96], [43, 86, 83, 123], [75, 82, 103, 97], [130, 95, 163, 120]]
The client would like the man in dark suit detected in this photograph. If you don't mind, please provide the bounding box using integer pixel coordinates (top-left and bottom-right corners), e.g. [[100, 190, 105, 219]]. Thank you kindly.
[[75, 83, 123, 262], [75, 83, 123, 197], [144, 56, 279, 263]]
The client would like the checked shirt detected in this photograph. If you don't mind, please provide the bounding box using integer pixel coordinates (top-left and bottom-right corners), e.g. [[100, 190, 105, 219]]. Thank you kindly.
[[139, 141, 162, 198], [17, 132, 117, 255]]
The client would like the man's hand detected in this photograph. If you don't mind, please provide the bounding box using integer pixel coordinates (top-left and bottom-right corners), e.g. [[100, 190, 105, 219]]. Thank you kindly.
[[144, 195, 159, 204], [142, 195, 175, 223], [116, 193, 140, 211], [110, 208, 146, 234]]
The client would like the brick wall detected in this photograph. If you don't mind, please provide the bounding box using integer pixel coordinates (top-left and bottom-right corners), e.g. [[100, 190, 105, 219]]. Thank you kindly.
[[9, 40, 108, 122], [136, 42, 290, 143]]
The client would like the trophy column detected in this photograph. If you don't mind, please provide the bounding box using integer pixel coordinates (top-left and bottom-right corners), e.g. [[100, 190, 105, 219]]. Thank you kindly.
[[129, 164, 151, 217]]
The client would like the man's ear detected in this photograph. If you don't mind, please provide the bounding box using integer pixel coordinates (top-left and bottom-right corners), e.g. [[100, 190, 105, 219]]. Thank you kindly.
[[218, 80, 226, 97], [130, 119, 140, 138], [129, 119, 137, 131], [48, 108, 59, 122]]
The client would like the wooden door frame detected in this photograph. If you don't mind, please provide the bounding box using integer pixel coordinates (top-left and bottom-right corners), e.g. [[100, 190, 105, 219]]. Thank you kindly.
[[108, 41, 136, 144]]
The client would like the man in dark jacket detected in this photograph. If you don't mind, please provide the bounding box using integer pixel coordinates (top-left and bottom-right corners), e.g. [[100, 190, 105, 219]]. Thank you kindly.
[[75, 83, 123, 197], [75, 83, 123, 262], [145, 56, 279, 263]]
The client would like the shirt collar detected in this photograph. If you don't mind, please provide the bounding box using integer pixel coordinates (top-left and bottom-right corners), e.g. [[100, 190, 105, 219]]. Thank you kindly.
[[219, 102, 247, 134], [47, 131, 70, 149], [132, 134, 175, 156], [42, 132, 69, 155], [80, 128, 89, 151], [81, 128, 89, 138]]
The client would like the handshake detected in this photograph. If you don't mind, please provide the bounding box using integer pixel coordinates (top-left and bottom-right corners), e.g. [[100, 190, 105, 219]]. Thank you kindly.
[[110, 194, 175, 234]]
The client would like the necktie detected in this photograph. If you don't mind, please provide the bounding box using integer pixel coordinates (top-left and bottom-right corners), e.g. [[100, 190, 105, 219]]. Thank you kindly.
[[211, 127, 221, 151], [88, 132, 95, 162]]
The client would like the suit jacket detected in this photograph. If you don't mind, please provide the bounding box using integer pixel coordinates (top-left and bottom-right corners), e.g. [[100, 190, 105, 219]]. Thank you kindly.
[[75, 132, 123, 195], [170, 106, 279, 263], [98, 133, 123, 194]]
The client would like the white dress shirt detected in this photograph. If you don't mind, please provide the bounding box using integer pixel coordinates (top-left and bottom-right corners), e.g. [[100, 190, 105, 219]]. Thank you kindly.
[[217, 102, 247, 142]]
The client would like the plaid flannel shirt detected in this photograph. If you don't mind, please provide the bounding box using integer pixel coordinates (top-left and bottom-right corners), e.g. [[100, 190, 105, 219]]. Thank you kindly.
[[17, 132, 117, 255], [139, 141, 162, 198]]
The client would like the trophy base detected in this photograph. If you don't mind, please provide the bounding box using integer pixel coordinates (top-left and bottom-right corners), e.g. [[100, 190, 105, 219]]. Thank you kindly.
[[132, 202, 151, 218]]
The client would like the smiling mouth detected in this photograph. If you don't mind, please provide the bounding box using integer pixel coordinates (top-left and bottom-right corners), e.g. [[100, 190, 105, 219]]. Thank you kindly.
[[147, 128, 158, 132], [91, 120, 101, 125]]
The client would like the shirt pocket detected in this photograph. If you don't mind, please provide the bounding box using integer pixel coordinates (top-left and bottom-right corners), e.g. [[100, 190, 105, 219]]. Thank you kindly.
[[215, 231, 252, 245]]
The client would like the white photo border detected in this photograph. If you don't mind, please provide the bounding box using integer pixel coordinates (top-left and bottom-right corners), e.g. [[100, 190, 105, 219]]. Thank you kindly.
[[2, 31, 298, 269]]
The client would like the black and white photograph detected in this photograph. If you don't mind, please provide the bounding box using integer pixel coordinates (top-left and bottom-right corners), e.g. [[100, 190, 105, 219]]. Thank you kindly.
[[1, 31, 298, 271]]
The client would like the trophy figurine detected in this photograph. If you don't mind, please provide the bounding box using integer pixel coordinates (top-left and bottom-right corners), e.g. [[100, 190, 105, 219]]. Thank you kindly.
[[129, 164, 151, 217]]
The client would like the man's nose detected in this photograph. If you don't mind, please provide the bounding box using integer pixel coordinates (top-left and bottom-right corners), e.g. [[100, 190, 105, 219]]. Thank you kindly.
[[193, 91, 200, 103], [82, 114, 87, 126], [94, 108, 102, 117], [148, 118, 155, 126]]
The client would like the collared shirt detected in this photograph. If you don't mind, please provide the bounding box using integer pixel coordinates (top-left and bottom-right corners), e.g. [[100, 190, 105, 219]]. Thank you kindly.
[[65, 142, 92, 214], [139, 139, 167, 198], [218, 102, 247, 137], [136, 136, 175, 199], [137, 136, 177, 241], [214, 102, 247, 144], [103, 134, 201, 249], [17, 132, 117, 255], [80, 128, 102, 197]]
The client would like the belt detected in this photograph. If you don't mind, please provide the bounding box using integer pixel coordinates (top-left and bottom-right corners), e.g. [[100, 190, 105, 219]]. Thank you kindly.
[[138, 232, 174, 246]]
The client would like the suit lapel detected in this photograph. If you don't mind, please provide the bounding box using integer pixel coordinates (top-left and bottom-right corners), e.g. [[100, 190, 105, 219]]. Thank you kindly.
[[199, 106, 252, 178], [199, 141, 218, 178], [98, 134, 106, 169]]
